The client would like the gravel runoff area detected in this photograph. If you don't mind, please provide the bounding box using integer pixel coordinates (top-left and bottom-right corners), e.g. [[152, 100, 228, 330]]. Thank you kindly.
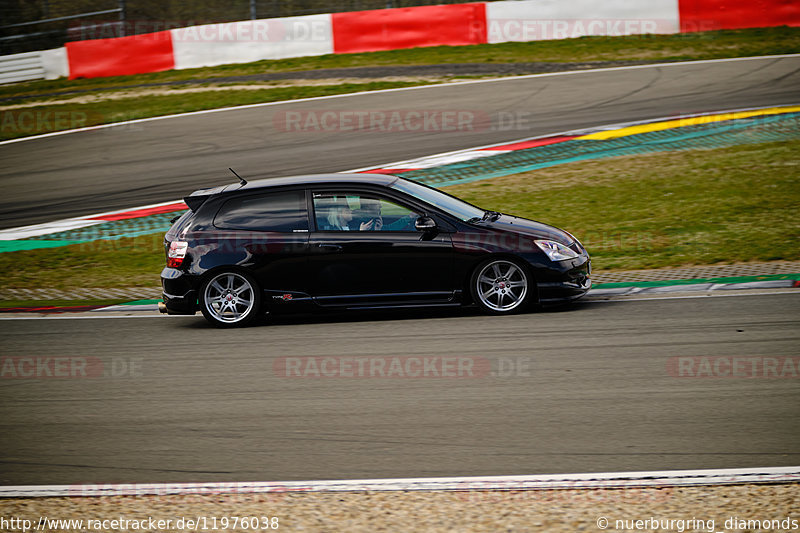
[[1, 260, 798, 302], [0, 483, 797, 532]]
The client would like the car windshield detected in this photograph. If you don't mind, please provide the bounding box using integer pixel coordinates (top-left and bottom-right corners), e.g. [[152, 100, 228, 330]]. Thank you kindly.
[[390, 178, 486, 222]]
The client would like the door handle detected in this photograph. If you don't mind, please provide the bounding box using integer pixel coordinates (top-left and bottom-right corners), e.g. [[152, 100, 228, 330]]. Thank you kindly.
[[318, 244, 343, 252]]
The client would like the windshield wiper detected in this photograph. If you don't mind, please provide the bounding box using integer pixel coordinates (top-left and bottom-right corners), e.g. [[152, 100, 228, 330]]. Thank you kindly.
[[467, 211, 501, 224]]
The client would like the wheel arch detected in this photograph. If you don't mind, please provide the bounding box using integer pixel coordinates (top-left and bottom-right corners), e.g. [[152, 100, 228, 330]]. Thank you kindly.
[[198, 263, 257, 285]]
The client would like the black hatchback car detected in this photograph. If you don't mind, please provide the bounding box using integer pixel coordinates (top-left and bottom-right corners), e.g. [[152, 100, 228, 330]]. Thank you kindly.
[[160, 173, 590, 327]]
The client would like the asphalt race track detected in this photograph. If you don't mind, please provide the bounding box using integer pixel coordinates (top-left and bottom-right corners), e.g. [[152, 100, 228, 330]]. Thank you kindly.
[[0, 56, 799, 487], [1, 55, 799, 228], [1, 293, 799, 485]]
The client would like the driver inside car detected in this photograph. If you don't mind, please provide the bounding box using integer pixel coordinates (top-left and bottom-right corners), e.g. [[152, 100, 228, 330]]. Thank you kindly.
[[355, 198, 415, 231]]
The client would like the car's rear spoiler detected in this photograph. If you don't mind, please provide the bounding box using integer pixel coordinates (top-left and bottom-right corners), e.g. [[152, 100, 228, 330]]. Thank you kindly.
[[183, 184, 231, 212], [183, 194, 209, 212]]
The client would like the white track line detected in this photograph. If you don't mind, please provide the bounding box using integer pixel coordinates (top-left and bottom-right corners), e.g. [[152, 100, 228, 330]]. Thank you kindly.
[[0, 314, 179, 320], [0, 289, 797, 319], [2, 466, 797, 498], [2, 54, 798, 147]]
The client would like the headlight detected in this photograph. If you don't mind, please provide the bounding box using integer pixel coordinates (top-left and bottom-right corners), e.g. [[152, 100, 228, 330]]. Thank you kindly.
[[564, 231, 584, 251], [535, 239, 578, 261]]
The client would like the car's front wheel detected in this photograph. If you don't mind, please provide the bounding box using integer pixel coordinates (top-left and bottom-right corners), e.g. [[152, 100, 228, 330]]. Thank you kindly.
[[470, 258, 532, 315], [200, 271, 261, 327]]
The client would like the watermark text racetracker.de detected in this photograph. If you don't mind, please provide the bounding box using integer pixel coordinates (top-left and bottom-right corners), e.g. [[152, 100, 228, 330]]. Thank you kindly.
[[1, 111, 89, 136], [1, 110, 144, 137], [487, 18, 675, 42], [0, 356, 142, 379], [666, 356, 800, 378], [70, 18, 330, 43], [273, 356, 533, 378], [272, 110, 535, 133]]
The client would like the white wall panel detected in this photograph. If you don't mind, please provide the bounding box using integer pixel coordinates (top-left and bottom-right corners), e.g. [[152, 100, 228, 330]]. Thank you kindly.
[[487, 0, 680, 44], [40, 48, 69, 80], [171, 14, 333, 70]]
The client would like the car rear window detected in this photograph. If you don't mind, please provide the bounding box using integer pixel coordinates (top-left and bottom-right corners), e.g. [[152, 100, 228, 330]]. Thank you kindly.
[[213, 190, 309, 232], [166, 210, 193, 238]]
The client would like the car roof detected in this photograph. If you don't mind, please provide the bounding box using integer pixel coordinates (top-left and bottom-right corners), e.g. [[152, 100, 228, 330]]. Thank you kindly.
[[200, 173, 399, 195], [184, 173, 403, 211]]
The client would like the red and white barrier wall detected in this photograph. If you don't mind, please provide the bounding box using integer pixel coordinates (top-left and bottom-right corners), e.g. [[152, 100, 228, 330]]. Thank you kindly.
[[22, 0, 800, 81]]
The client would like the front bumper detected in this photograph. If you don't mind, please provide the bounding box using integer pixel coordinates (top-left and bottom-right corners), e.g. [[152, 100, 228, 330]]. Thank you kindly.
[[535, 256, 591, 304], [538, 276, 592, 303]]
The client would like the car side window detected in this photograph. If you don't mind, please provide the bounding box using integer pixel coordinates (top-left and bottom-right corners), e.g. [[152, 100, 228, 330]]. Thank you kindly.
[[213, 190, 309, 232], [313, 193, 419, 232]]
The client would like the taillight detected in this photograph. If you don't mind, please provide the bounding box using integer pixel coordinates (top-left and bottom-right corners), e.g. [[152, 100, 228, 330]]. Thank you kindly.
[[167, 241, 188, 268]]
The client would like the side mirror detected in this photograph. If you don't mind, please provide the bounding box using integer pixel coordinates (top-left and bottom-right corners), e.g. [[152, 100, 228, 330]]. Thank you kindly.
[[415, 216, 437, 232]]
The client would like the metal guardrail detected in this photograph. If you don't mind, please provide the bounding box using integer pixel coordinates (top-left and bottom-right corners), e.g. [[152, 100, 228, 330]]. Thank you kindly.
[[0, 51, 46, 84]]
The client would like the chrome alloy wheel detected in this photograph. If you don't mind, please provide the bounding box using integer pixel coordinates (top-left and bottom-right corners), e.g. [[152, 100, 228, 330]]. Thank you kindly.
[[202, 272, 257, 324], [475, 259, 529, 312]]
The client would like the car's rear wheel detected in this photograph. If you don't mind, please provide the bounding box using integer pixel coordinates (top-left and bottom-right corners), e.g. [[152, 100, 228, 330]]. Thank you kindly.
[[470, 258, 532, 315], [200, 271, 261, 327]]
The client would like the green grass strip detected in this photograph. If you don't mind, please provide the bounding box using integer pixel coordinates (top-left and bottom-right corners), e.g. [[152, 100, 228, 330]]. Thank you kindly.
[[594, 273, 800, 289], [0, 240, 87, 253], [118, 299, 161, 306], [0, 299, 131, 310]]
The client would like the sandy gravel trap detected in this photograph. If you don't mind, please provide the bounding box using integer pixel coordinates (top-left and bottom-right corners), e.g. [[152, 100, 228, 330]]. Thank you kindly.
[[1, 483, 798, 532]]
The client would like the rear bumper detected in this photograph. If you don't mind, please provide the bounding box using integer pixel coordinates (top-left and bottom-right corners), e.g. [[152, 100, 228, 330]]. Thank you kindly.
[[161, 289, 198, 315], [161, 268, 198, 315]]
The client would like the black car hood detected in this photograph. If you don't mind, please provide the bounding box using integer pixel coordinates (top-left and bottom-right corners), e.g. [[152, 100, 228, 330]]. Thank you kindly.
[[485, 215, 574, 244]]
